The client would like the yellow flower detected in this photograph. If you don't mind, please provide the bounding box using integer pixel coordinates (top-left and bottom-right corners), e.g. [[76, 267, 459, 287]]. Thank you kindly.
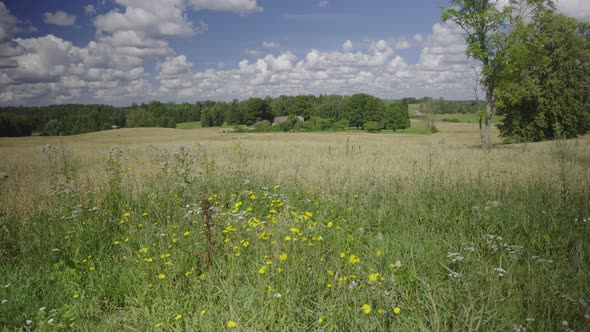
[[72, 293, 80, 298], [158, 273, 166, 280], [284, 236, 291, 241], [144, 257, 153, 263], [327, 221, 333, 228], [279, 253, 287, 261], [123, 212, 130, 217], [138, 247, 148, 254], [227, 320, 237, 328], [183, 231, 190, 237], [155, 322, 163, 328], [200, 309, 206, 315], [368, 272, 380, 282], [174, 314, 182, 320], [393, 307, 401, 314], [88, 266, 95, 271], [349, 254, 360, 264], [376, 250, 382, 256], [258, 266, 266, 275], [318, 316, 325, 324], [377, 308, 385, 315], [361, 304, 371, 314]]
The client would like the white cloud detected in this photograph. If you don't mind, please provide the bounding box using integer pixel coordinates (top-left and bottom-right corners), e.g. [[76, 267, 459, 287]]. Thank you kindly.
[[43, 11, 77, 27], [556, 0, 590, 21], [189, 0, 263, 14], [413, 34, 423, 42], [342, 40, 353, 52], [318, 1, 329, 8], [262, 41, 280, 49], [95, 0, 194, 38], [395, 39, 410, 50], [243, 48, 263, 57], [84, 5, 96, 15]]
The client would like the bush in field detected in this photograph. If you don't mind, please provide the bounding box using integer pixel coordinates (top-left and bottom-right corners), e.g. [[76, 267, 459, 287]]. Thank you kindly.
[[364, 121, 380, 133]]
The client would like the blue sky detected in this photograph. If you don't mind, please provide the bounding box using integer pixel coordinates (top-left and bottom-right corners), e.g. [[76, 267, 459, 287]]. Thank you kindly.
[[0, 0, 588, 106]]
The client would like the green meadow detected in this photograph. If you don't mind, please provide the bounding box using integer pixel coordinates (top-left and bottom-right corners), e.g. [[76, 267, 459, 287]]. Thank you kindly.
[[0, 123, 589, 331]]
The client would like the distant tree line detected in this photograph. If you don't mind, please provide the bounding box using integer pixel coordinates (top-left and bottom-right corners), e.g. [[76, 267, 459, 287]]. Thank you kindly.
[[0, 94, 417, 136]]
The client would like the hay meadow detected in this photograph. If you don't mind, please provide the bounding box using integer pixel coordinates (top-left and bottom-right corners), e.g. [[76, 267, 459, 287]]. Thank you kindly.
[[1, 121, 589, 331]]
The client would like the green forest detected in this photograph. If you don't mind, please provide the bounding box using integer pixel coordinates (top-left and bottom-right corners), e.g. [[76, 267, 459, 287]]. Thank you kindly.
[[0, 95, 483, 137]]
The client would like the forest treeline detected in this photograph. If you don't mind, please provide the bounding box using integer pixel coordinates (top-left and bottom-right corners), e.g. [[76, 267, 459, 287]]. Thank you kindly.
[[0, 95, 482, 137]]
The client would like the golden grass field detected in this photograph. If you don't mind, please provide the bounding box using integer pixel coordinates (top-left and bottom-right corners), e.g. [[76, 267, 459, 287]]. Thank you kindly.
[[1, 121, 590, 330], [1, 121, 588, 216]]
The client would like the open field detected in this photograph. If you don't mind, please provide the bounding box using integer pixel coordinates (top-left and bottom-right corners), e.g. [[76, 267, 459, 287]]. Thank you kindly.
[[0, 122, 589, 330]]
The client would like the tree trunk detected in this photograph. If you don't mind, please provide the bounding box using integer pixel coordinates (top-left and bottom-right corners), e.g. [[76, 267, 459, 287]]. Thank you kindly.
[[482, 90, 494, 148]]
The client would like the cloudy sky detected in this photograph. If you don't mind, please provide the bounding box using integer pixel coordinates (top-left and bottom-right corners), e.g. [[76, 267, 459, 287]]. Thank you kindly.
[[0, 0, 588, 106]]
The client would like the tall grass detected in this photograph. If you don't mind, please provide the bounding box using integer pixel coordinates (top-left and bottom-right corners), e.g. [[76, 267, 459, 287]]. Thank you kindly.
[[0, 127, 589, 330]]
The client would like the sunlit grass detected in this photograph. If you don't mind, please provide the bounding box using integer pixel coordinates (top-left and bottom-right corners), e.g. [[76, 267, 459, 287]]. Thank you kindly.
[[0, 124, 589, 330]]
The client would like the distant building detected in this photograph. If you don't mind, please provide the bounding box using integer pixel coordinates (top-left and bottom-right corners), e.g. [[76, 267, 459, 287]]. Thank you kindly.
[[272, 115, 304, 126]]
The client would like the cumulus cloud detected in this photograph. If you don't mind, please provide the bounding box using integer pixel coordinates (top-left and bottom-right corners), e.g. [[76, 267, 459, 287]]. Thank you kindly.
[[189, 0, 263, 14], [0, 0, 476, 105], [262, 41, 280, 49], [95, 0, 194, 38], [395, 39, 410, 50], [43, 11, 76, 26], [342, 40, 353, 52]]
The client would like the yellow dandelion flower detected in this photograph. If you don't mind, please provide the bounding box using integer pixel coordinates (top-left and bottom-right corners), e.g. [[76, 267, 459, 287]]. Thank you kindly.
[[349, 254, 360, 264], [88, 266, 95, 271], [279, 253, 287, 261], [242, 241, 250, 247], [183, 231, 190, 237], [227, 320, 237, 328], [144, 257, 153, 263], [318, 316, 325, 324], [142, 212, 148, 217], [361, 304, 371, 314], [123, 212, 130, 217], [378, 308, 385, 315], [327, 221, 333, 228], [326, 283, 332, 288], [393, 307, 401, 314], [174, 314, 182, 320], [368, 272, 380, 282], [138, 247, 148, 254], [73, 293, 80, 298], [158, 273, 166, 280], [155, 322, 163, 328], [277, 267, 283, 273], [114, 240, 120, 245], [376, 250, 382, 256], [200, 309, 206, 315], [340, 252, 346, 258], [258, 266, 266, 275], [284, 236, 291, 241], [124, 237, 129, 242]]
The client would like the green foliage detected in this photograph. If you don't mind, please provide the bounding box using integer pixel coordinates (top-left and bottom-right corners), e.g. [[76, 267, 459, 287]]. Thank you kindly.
[[242, 98, 273, 126], [345, 94, 386, 129], [44, 119, 63, 136], [0, 113, 33, 136], [496, 11, 590, 142], [364, 121, 380, 133], [383, 102, 410, 131], [200, 103, 226, 127]]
